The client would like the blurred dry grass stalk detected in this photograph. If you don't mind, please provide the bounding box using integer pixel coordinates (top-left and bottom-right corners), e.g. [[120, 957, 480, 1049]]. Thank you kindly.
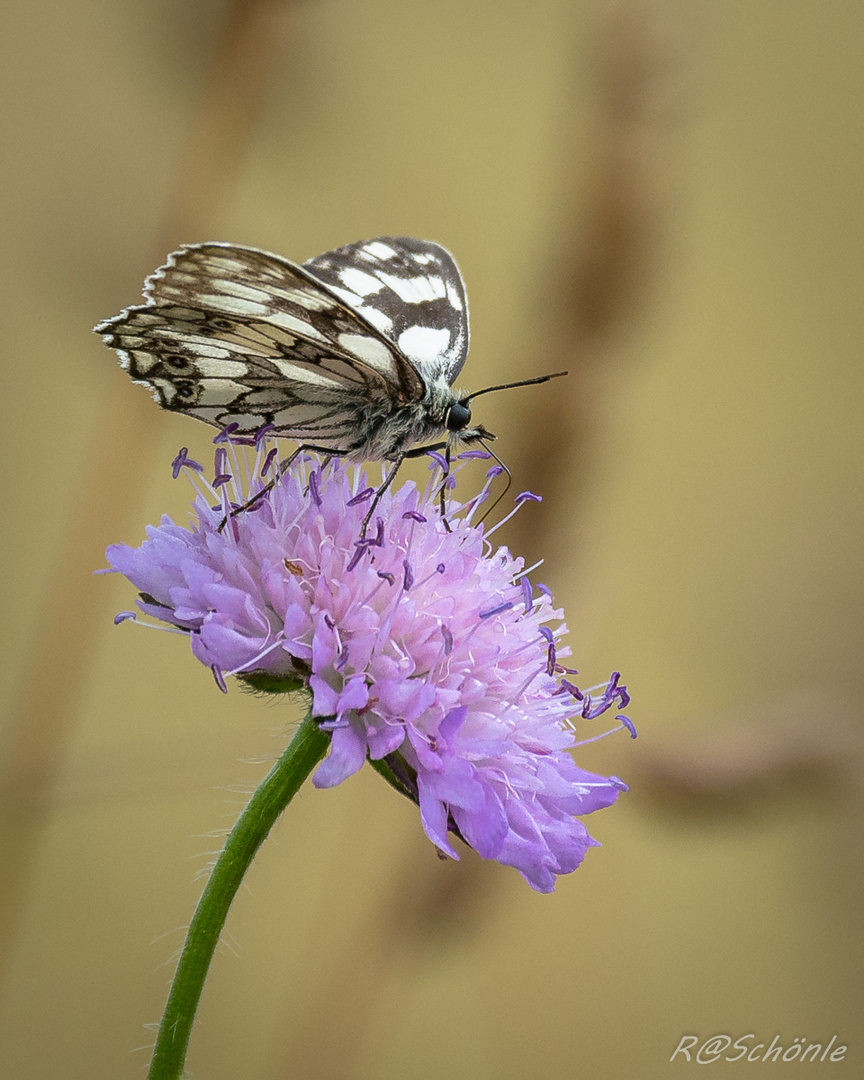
[[507, 3, 683, 557], [0, 0, 295, 979]]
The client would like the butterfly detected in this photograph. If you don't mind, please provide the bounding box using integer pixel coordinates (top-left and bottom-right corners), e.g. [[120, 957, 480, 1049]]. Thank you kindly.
[[95, 236, 565, 519]]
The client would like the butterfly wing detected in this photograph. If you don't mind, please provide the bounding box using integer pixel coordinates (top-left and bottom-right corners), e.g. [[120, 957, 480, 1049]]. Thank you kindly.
[[95, 243, 427, 443], [304, 236, 470, 385]]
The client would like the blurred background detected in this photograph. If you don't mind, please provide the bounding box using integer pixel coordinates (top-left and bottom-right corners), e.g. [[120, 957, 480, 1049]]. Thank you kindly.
[[1, 0, 862, 1077]]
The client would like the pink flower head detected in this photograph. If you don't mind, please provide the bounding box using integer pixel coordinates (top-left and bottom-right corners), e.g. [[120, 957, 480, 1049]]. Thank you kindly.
[[105, 438, 633, 892]]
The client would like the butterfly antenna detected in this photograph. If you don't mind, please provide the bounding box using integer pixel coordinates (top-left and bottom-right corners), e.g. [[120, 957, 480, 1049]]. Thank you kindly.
[[463, 370, 568, 404], [476, 440, 513, 527]]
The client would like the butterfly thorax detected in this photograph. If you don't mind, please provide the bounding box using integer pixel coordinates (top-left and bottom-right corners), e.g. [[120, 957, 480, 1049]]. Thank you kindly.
[[338, 378, 475, 460]]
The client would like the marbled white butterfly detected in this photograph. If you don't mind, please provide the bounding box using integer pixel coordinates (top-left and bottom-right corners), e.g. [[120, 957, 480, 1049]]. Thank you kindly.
[[96, 236, 565, 501]]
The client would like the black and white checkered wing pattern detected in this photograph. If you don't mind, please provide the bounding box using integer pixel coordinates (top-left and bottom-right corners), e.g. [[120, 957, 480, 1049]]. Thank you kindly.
[[304, 236, 470, 384], [94, 242, 428, 444]]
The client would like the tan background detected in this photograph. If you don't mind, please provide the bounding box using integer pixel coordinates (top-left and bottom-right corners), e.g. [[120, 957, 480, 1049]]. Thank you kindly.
[[1, 1, 862, 1077]]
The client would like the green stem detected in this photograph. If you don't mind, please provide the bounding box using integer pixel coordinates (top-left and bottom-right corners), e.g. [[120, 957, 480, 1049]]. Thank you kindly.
[[147, 710, 329, 1080]]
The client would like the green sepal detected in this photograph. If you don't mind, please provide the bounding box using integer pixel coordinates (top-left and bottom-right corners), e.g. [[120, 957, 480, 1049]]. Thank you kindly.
[[237, 671, 307, 695]]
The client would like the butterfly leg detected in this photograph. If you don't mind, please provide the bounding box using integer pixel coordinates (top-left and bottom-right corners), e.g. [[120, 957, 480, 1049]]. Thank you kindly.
[[359, 455, 406, 539], [439, 445, 452, 529], [402, 439, 454, 530], [218, 442, 348, 532]]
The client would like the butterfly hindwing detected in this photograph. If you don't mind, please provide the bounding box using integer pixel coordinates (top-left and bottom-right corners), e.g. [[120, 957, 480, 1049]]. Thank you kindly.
[[304, 236, 470, 384]]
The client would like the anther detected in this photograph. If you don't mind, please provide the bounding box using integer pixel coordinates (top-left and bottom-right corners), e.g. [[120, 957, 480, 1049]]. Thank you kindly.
[[479, 600, 514, 619], [213, 423, 239, 443], [261, 448, 279, 476]]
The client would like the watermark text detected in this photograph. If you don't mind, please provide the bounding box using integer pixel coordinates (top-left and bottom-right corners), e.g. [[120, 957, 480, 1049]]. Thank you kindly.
[[670, 1034, 847, 1064]]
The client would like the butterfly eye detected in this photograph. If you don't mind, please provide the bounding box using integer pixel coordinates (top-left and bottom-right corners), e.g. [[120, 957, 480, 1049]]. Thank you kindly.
[[446, 401, 471, 432]]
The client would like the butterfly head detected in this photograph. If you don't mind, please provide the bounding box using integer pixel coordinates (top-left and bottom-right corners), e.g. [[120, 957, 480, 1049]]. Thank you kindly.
[[441, 397, 495, 447]]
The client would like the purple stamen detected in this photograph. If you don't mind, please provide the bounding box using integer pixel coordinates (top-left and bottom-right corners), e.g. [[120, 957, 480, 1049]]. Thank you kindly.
[[213, 422, 239, 443], [580, 671, 631, 719], [426, 450, 449, 472], [441, 624, 453, 654], [521, 576, 533, 611], [479, 600, 514, 620], [377, 570, 395, 586], [609, 776, 630, 792], [536, 583, 553, 600], [515, 491, 542, 505], [308, 470, 322, 507], [402, 560, 414, 590], [618, 714, 638, 739], [211, 665, 228, 694], [546, 640, 557, 676], [336, 647, 349, 672], [486, 464, 505, 478], [558, 678, 584, 701], [402, 510, 427, 523], [254, 422, 276, 445], [355, 519, 385, 550], [261, 447, 279, 477], [458, 449, 492, 460], [230, 436, 257, 447], [538, 626, 554, 643], [171, 447, 203, 479], [113, 611, 137, 625], [213, 474, 232, 488], [318, 716, 349, 730], [347, 487, 375, 506], [346, 546, 367, 572]]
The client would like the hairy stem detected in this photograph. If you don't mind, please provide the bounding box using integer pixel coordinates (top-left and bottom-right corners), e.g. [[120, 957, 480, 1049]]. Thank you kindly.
[[148, 709, 329, 1080]]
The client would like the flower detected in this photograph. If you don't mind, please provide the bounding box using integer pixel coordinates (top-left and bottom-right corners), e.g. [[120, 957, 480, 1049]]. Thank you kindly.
[[104, 436, 633, 892]]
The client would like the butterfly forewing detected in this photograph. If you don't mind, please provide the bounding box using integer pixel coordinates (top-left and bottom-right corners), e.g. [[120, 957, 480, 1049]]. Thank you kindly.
[[95, 242, 436, 441]]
